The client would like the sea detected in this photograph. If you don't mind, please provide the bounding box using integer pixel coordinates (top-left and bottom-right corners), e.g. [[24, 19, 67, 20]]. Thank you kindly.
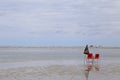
[[0, 47, 120, 80], [0, 47, 120, 68]]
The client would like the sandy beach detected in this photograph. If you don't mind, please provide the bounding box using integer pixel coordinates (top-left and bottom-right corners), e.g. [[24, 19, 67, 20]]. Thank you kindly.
[[0, 61, 120, 80], [0, 47, 120, 80]]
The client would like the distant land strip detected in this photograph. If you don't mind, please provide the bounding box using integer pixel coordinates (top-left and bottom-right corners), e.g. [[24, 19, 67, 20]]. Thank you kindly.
[[0, 46, 120, 49]]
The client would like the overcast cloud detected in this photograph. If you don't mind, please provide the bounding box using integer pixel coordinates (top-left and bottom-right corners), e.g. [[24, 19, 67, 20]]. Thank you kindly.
[[0, 0, 120, 46]]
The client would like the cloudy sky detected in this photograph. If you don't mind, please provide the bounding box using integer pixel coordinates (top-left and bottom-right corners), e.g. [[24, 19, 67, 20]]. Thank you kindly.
[[0, 0, 120, 46]]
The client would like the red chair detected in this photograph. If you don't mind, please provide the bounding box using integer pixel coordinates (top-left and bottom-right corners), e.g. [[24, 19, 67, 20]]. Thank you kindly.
[[94, 54, 100, 65], [95, 54, 100, 59], [86, 53, 94, 65], [87, 53, 93, 59]]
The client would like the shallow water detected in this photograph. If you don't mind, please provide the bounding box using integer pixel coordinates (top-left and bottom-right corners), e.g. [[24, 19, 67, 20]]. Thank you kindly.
[[0, 47, 120, 80], [0, 47, 120, 62]]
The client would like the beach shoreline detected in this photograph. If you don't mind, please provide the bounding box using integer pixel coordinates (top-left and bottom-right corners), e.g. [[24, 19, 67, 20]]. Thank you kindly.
[[0, 47, 120, 80]]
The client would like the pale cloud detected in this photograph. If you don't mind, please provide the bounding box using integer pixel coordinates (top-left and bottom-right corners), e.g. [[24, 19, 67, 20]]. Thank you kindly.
[[113, 0, 120, 7], [100, 7, 120, 15]]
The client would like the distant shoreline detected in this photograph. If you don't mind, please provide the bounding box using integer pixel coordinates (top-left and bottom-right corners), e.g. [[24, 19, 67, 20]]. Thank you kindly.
[[0, 46, 120, 49]]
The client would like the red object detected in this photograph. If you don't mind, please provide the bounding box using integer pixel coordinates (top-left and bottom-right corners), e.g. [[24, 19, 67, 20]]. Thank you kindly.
[[88, 65, 93, 70], [87, 53, 93, 59], [95, 54, 100, 59]]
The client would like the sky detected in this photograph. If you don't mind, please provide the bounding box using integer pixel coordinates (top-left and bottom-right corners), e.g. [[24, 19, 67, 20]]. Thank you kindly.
[[0, 0, 120, 46]]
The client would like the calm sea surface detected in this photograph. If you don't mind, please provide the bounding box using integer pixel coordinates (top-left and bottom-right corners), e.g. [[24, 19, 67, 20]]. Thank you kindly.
[[0, 47, 120, 62]]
